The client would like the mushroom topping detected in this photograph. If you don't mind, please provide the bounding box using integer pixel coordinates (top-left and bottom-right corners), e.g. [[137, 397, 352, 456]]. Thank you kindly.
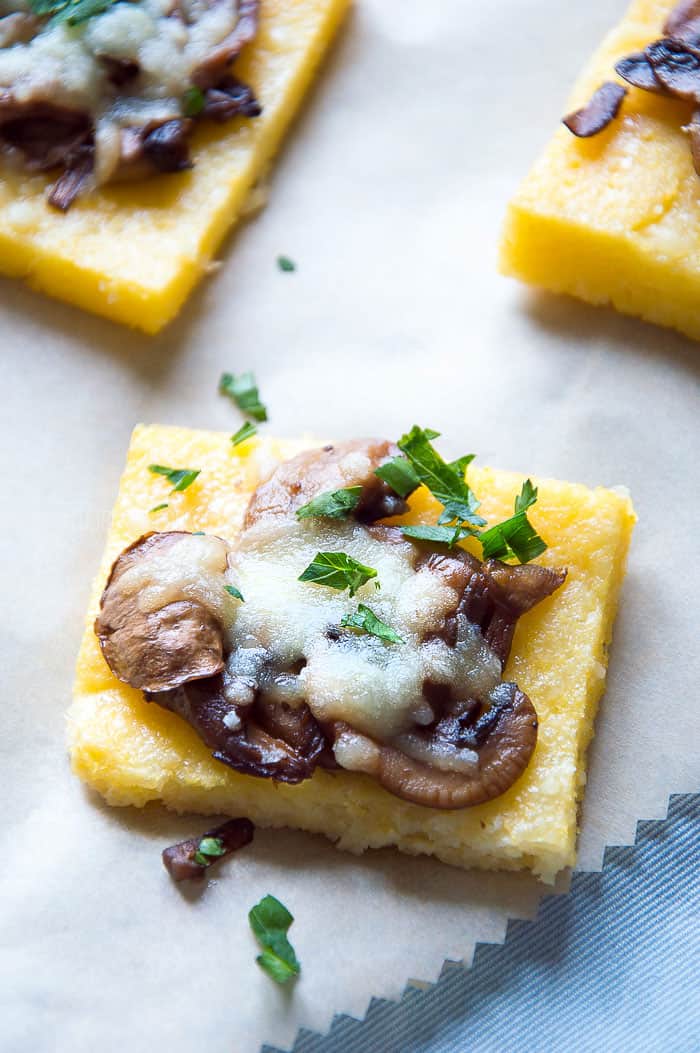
[[96, 439, 567, 809], [0, 0, 261, 209], [562, 82, 628, 138], [664, 0, 700, 47], [162, 816, 254, 882], [95, 531, 229, 693]]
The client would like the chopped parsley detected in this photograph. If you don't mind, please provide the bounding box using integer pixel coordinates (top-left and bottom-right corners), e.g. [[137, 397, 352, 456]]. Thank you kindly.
[[149, 503, 169, 514], [479, 480, 547, 564], [183, 85, 206, 117], [340, 604, 404, 644], [148, 464, 201, 493], [192, 836, 226, 868], [296, 486, 362, 521], [224, 584, 244, 602], [401, 523, 475, 548], [219, 372, 268, 422], [298, 552, 378, 597], [249, 895, 300, 984], [374, 456, 420, 499], [30, 0, 118, 26], [277, 255, 296, 272], [231, 421, 258, 447], [398, 426, 485, 529]]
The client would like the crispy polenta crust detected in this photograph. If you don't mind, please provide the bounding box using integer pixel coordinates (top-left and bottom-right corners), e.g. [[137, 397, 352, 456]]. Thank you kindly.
[[70, 426, 635, 882], [500, 0, 700, 342], [0, 0, 349, 332]]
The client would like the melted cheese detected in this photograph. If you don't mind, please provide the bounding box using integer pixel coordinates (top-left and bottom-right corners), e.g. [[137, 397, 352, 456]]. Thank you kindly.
[[0, 0, 241, 181], [225, 517, 502, 746]]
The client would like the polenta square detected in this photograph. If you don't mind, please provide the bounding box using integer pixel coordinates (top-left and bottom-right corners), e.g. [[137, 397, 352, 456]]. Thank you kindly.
[[0, 0, 349, 333], [70, 425, 635, 883], [500, 0, 700, 342]]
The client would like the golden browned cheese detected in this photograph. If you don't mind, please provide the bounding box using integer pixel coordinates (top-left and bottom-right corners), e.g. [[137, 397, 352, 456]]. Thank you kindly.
[[70, 426, 636, 883], [500, 0, 700, 341], [0, 0, 350, 332]]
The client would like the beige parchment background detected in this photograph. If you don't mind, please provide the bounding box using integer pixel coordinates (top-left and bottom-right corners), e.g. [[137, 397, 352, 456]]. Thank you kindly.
[[1, 1, 698, 1051]]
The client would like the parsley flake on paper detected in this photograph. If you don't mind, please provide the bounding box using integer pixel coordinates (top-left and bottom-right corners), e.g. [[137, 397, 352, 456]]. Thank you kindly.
[[249, 895, 300, 984], [219, 372, 268, 422], [277, 255, 296, 272]]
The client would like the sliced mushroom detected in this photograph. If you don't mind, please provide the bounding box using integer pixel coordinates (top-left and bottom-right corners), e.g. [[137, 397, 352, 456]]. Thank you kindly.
[[192, 0, 260, 89], [330, 681, 538, 809], [418, 548, 566, 666], [562, 82, 628, 138], [202, 76, 262, 121], [95, 532, 227, 693], [645, 38, 700, 101], [615, 52, 666, 93], [149, 675, 326, 784], [162, 816, 254, 882], [665, 0, 700, 47], [244, 439, 410, 527]]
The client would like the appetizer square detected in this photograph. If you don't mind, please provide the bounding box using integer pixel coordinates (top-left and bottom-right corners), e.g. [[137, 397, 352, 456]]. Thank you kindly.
[[70, 425, 635, 883], [0, 0, 349, 332], [500, 0, 700, 342]]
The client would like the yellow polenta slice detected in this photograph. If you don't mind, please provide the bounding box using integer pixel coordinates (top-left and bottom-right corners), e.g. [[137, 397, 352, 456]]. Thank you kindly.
[[0, 0, 349, 333], [500, 0, 700, 341], [70, 425, 635, 883]]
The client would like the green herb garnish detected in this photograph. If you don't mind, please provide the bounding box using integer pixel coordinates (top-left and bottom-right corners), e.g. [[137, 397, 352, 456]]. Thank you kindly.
[[479, 480, 546, 564], [30, 0, 118, 26], [148, 464, 201, 493], [249, 895, 300, 984], [397, 426, 485, 529], [192, 836, 226, 867], [340, 604, 404, 644], [277, 256, 296, 272], [183, 85, 206, 117], [149, 503, 169, 514], [219, 372, 268, 422], [401, 523, 476, 548], [231, 421, 257, 447], [374, 456, 420, 499], [224, 584, 244, 602], [296, 486, 362, 521], [298, 552, 378, 597]]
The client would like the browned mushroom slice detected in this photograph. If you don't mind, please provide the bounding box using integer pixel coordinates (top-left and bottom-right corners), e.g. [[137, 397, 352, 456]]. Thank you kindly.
[[48, 150, 94, 212], [162, 817, 254, 882], [615, 52, 667, 93], [95, 532, 227, 693], [562, 82, 628, 137], [419, 548, 566, 666], [664, 0, 700, 47], [244, 439, 410, 527], [0, 93, 91, 171], [193, 0, 260, 90], [150, 675, 325, 784], [202, 77, 262, 121], [330, 681, 538, 809], [645, 37, 700, 101]]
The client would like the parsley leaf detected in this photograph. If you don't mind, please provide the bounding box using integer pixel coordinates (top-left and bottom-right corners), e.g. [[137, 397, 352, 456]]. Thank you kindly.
[[231, 421, 257, 447], [298, 552, 378, 597], [224, 584, 244, 602], [149, 503, 169, 514], [340, 604, 404, 644], [192, 835, 226, 867], [277, 255, 296, 272], [249, 895, 300, 984], [374, 456, 420, 499], [183, 85, 205, 117], [479, 480, 547, 564], [401, 523, 477, 548], [449, 454, 475, 478], [219, 372, 268, 422], [148, 464, 201, 493], [398, 426, 485, 529], [296, 486, 362, 521], [31, 0, 118, 26]]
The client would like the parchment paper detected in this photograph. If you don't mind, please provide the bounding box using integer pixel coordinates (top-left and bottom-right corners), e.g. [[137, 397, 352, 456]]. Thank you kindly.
[[1, 2, 699, 1051]]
